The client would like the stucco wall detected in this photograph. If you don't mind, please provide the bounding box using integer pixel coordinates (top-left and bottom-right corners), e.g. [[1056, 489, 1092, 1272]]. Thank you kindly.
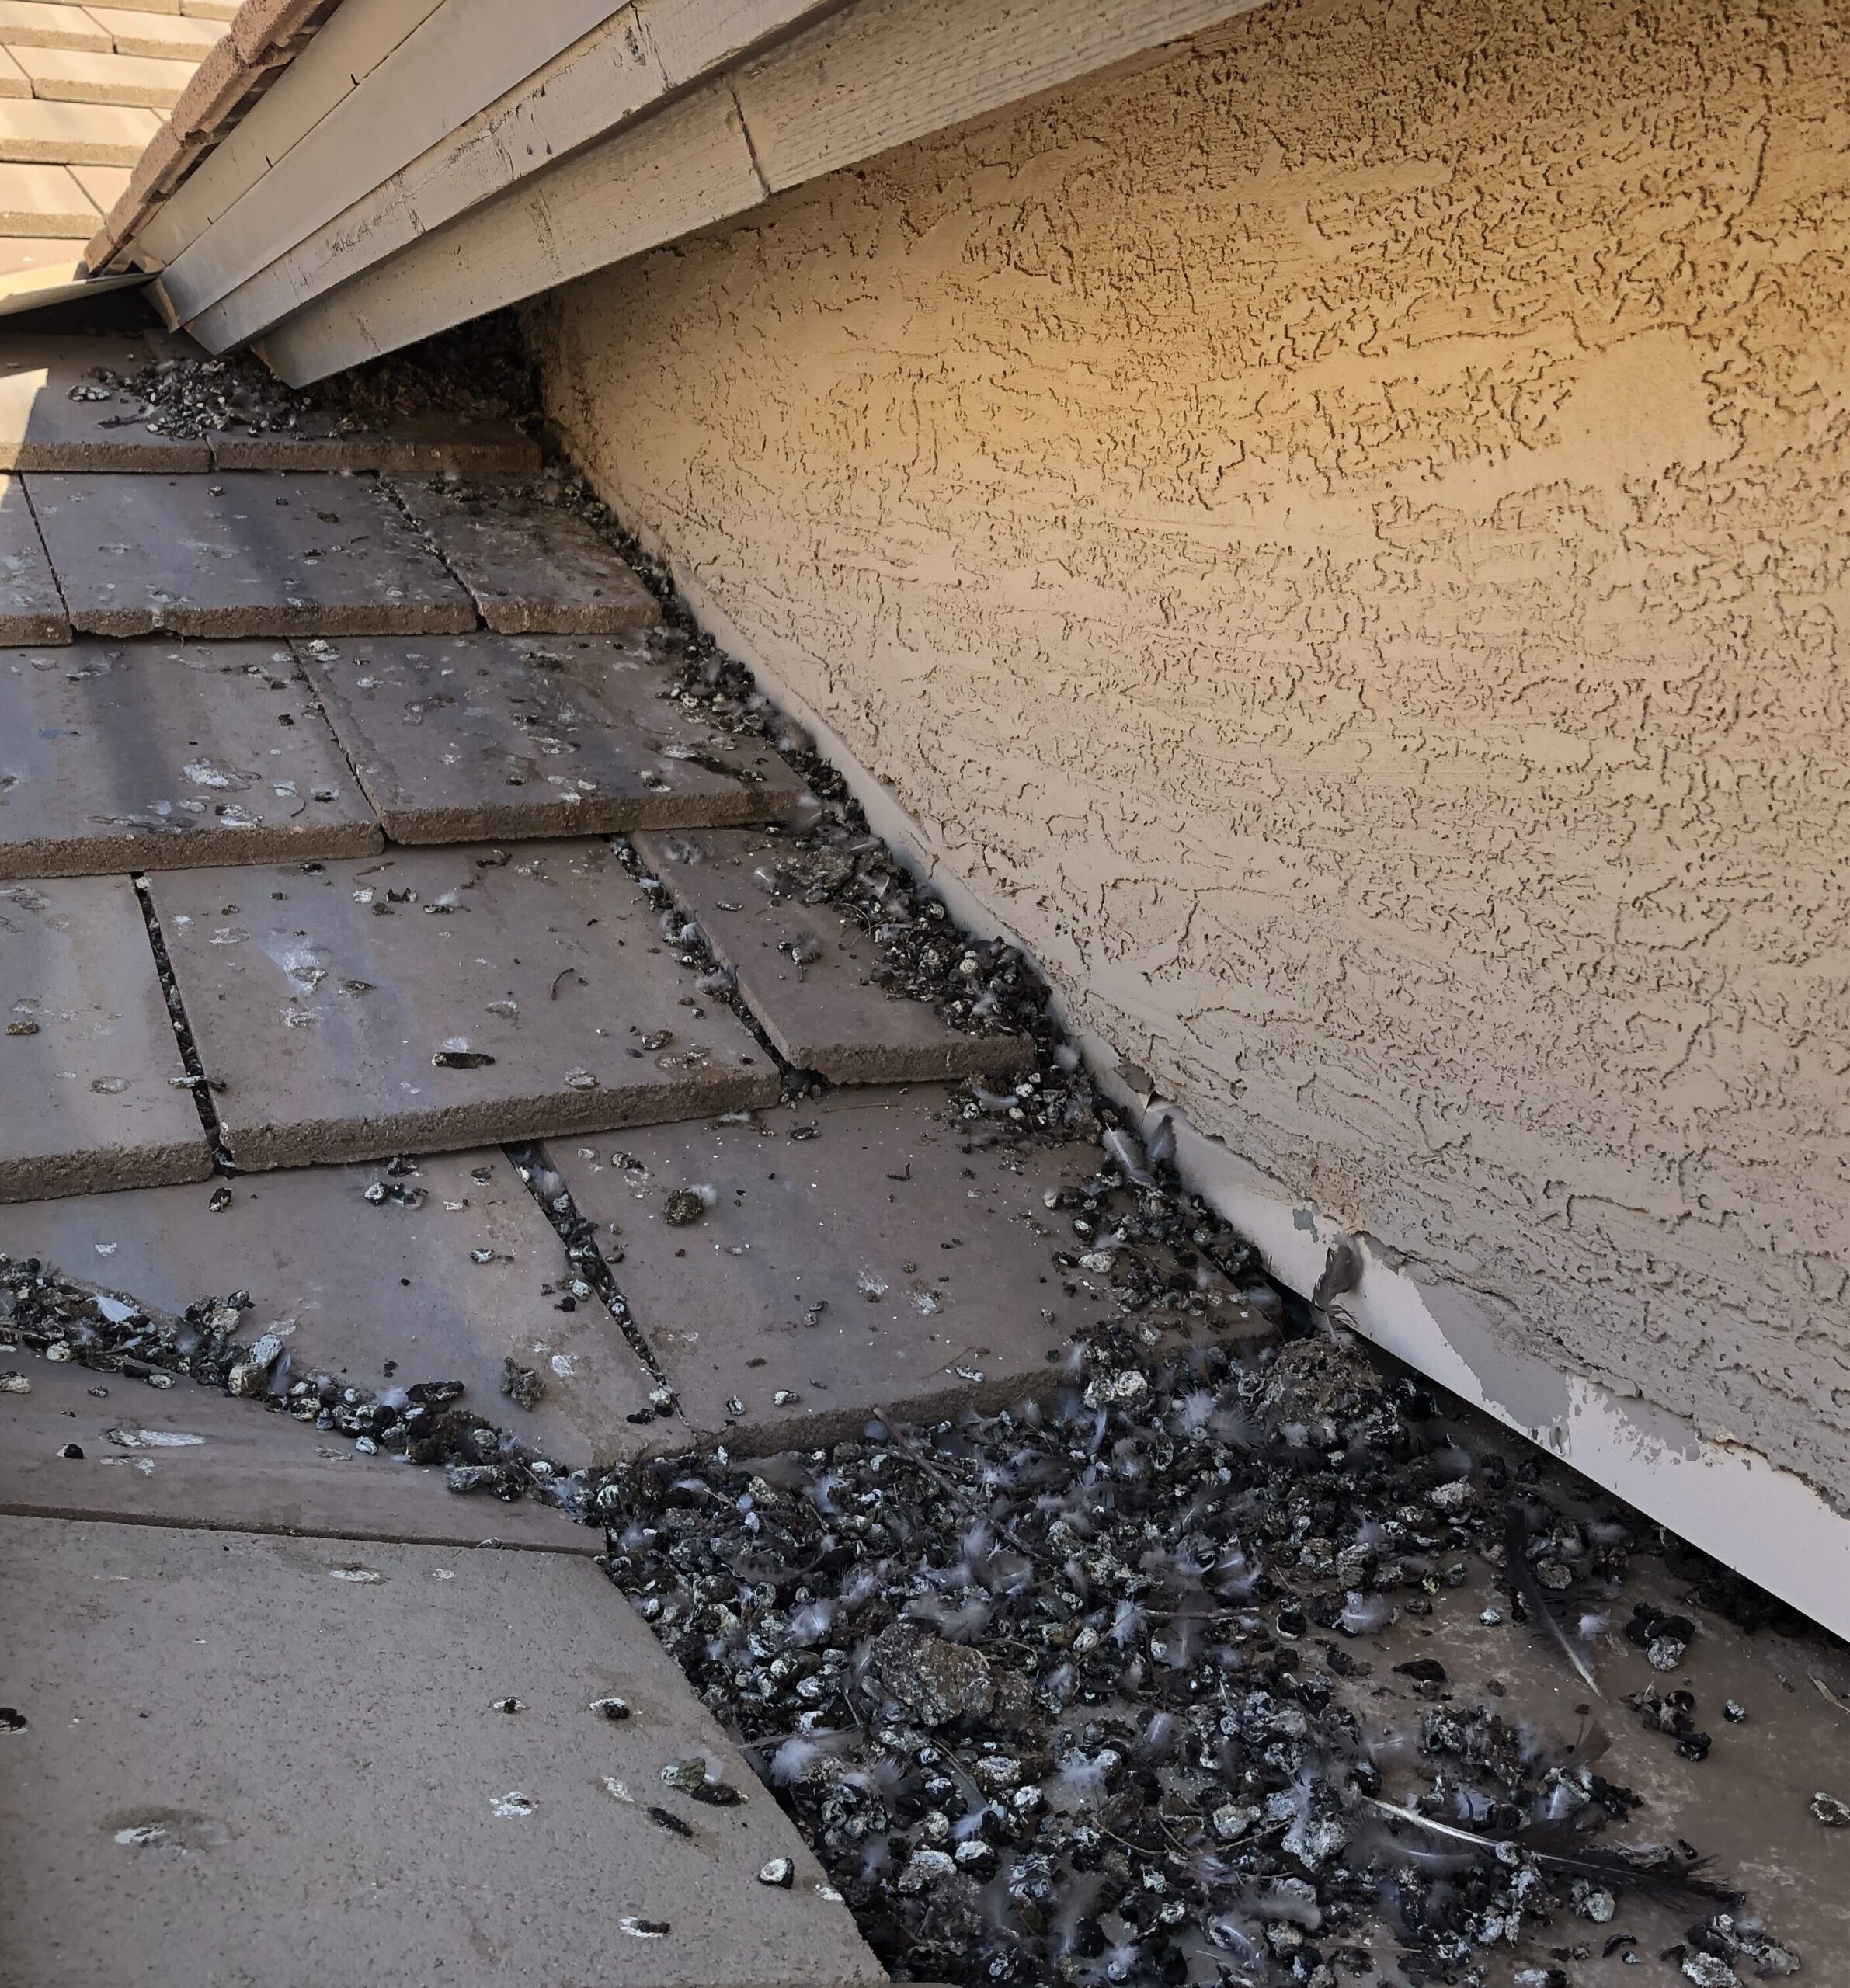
[[530, 0, 1850, 1510]]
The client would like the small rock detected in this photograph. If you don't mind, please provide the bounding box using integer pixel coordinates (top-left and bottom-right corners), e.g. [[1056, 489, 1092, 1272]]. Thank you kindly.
[[757, 1858, 795, 1888], [57, 1442, 83, 1460], [226, 1333, 283, 1397], [0, 1371, 30, 1395], [1427, 1479, 1472, 1513], [1212, 1802, 1261, 1841], [1810, 1791, 1850, 1827], [970, 1754, 1022, 1794], [500, 1358, 545, 1410], [896, 1847, 956, 1892], [1255, 1334, 1376, 1422], [1082, 1368, 1149, 1409], [872, 1624, 994, 1726], [1648, 1635, 1688, 1671], [688, 1778, 744, 1807], [590, 1696, 631, 1722]]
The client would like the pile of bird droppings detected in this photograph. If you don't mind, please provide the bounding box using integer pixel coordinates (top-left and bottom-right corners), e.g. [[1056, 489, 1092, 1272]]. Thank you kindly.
[[584, 1324, 1824, 1988], [620, 606, 1125, 1150], [5, 1235, 1824, 1988], [68, 306, 539, 439], [0, 1243, 599, 1503]]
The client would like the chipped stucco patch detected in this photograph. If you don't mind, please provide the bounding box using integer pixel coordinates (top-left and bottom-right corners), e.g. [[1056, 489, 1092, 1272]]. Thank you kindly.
[[1155, 1102, 1850, 1639], [530, 0, 1850, 1516]]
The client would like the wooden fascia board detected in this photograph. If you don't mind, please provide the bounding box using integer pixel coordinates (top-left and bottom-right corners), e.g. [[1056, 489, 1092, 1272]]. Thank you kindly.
[[257, 78, 767, 382], [171, 0, 847, 351], [155, 0, 628, 325], [137, 0, 450, 267], [257, 0, 1266, 385], [186, 10, 673, 350]]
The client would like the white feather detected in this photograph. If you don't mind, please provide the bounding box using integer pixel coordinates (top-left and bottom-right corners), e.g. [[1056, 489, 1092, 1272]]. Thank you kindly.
[[1337, 1590, 1395, 1635], [770, 1737, 824, 1785], [1110, 1599, 1148, 1647]]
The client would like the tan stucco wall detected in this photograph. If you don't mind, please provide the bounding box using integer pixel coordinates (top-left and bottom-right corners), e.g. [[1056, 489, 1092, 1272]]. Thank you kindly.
[[531, 0, 1850, 1508]]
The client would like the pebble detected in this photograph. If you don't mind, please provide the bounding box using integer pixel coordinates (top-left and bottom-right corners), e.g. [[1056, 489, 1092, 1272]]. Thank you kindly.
[[896, 1847, 955, 1892]]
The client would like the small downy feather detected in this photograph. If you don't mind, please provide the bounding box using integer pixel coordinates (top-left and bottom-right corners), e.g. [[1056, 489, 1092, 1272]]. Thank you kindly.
[[1137, 1711, 1181, 1764], [1504, 1503, 1602, 1698], [1051, 1872, 1105, 1953], [902, 1590, 993, 1642], [1042, 1757, 1106, 1820], [1102, 1125, 1153, 1186], [1202, 1914, 1264, 1964], [787, 1599, 836, 1645], [769, 1736, 825, 1785], [1210, 1400, 1264, 1448], [1174, 1388, 1218, 1437], [1337, 1590, 1395, 1635], [1110, 1599, 1148, 1647], [838, 1562, 884, 1611]]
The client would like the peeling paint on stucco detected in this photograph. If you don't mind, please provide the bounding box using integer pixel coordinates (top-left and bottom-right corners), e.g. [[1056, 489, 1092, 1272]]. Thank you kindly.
[[530, 0, 1850, 1551]]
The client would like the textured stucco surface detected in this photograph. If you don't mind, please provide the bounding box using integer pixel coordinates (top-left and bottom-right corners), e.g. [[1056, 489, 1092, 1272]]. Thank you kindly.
[[531, 0, 1850, 1507]]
